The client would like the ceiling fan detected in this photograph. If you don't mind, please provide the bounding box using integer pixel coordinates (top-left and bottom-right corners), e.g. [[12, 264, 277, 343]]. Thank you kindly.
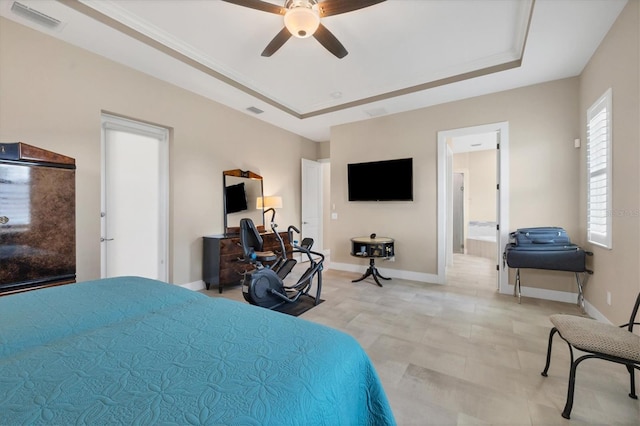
[[221, 0, 386, 58]]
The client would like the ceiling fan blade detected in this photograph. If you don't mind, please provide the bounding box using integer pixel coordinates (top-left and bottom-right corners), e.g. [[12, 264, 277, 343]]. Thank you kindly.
[[261, 27, 292, 57], [317, 0, 386, 17], [313, 23, 348, 59], [221, 0, 285, 15]]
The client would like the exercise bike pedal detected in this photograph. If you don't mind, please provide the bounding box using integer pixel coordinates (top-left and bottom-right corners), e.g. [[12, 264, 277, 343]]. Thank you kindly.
[[271, 258, 286, 271], [277, 258, 297, 280]]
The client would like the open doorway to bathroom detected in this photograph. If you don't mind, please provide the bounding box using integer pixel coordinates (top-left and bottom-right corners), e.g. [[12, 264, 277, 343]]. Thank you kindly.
[[450, 135, 498, 290], [437, 122, 510, 293]]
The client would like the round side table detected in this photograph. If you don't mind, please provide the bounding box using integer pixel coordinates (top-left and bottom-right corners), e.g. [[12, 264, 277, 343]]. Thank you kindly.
[[350, 236, 394, 287]]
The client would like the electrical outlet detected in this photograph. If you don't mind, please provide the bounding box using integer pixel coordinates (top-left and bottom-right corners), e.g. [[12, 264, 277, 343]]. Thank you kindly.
[[607, 291, 612, 306]]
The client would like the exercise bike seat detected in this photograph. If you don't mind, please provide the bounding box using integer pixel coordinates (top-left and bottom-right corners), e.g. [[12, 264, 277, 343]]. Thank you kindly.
[[252, 249, 277, 263]]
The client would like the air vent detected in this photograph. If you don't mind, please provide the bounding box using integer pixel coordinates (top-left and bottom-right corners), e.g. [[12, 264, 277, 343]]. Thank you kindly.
[[246, 106, 264, 115], [11, 2, 61, 29], [364, 107, 387, 118]]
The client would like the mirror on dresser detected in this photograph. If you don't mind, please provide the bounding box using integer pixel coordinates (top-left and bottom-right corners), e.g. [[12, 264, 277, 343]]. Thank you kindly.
[[223, 169, 264, 235]]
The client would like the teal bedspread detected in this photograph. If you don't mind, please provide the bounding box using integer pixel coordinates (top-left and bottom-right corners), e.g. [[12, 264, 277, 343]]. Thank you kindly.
[[0, 277, 395, 425]]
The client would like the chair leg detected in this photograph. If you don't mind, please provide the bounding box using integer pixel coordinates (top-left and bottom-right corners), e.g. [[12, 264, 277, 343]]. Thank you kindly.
[[562, 354, 597, 419], [627, 364, 638, 399], [541, 327, 559, 377]]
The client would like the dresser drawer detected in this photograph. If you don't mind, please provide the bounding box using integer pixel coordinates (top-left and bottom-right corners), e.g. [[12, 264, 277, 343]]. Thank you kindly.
[[203, 232, 290, 293], [219, 237, 243, 255]]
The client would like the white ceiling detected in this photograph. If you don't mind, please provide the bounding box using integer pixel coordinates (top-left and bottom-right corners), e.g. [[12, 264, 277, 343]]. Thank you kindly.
[[0, 0, 627, 141]]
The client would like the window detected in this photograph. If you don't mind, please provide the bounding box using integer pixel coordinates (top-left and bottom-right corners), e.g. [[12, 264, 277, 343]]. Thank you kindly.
[[586, 88, 612, 248], [0, 165, 31, 228]]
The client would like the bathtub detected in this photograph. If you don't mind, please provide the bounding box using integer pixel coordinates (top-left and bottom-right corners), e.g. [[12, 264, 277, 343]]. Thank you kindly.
[[466, 221, 497, 259]]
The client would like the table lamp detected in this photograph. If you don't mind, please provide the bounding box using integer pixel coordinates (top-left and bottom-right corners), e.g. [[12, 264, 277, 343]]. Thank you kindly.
[[257, 196, 283, 226]]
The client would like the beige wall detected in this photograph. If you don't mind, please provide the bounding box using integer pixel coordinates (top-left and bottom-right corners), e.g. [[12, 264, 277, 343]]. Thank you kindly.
[[318, 141, 330, 160], [453, 150, 497, 222], [452, 153, 471, 241], [318, 142, 331, 250], [0, 18, 317, 286], [452, 149, 497, 249], [331, 78, 581, 292], [329, 1, 639, 320], [578, 0, 640, 324], [2, 1, 637, 324]]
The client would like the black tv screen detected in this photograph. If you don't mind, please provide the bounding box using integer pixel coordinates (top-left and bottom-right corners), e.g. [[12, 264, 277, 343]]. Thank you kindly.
[[225, 182, 248, 213], [348, 158, 413, 201]]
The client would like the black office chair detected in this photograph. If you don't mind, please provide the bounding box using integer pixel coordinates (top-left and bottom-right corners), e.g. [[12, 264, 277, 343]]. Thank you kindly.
[[239, 218, 277, 264], [541, 292, 640, 419]]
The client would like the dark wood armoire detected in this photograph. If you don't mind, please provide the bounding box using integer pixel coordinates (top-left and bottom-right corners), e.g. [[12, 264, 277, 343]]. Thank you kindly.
[[0, 142, 76, 294]]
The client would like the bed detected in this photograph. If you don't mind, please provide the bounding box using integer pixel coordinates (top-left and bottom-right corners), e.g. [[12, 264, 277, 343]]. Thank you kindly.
[[0, 276, 395, 425]]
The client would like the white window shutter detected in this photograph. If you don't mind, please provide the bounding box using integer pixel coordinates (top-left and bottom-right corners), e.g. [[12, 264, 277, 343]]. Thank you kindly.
[[586, 88, 612, 248]]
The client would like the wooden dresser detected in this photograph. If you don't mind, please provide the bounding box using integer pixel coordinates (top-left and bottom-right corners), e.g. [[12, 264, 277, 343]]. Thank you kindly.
[[203, 232, 291, 293], [0, 142, 76, 295]]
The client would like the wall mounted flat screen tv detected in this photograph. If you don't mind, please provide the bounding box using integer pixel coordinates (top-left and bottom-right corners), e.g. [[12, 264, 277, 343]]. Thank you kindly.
[[348, 158, 413, 201], [225, 182, 248, 213]]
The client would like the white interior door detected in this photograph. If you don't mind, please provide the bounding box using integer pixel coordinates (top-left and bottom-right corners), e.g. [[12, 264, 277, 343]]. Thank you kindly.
[[452, 172, 465, 254], [301, 158, 322, 256], [101, 114, 169, 281]]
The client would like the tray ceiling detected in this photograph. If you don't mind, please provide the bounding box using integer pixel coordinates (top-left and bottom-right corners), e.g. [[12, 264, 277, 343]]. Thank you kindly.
[[0, 0, 628, 141]]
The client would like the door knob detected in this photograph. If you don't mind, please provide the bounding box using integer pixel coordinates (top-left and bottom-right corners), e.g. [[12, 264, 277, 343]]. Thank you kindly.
[[100, 237, 114, 242]]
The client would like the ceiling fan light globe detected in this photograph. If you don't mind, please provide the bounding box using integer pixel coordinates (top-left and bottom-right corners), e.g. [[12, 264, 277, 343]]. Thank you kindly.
[[284, 7, 320, 39]]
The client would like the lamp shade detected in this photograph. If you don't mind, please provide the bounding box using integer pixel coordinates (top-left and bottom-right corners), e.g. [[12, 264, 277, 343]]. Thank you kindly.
[[256, 196, 283, 209], [284, 7, 320, 39]]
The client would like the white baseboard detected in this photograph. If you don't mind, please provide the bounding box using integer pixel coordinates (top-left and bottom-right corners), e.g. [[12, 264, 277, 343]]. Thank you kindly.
[[500, 283, 612, 323], [181, 280, 206, 291], [500, 283, 579, 304], [583, 300, 612, 323], [329, 262, 442, 284]]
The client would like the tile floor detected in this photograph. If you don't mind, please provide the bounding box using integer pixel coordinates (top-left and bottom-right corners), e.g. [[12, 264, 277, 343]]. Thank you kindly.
[[202, 254, 640, 425]]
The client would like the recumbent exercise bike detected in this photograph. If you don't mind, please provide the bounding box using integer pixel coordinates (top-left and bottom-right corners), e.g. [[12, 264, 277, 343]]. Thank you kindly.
[[239, 209, 324, 310]]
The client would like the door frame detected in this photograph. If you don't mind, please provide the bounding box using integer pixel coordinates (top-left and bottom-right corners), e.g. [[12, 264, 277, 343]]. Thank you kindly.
[[301, 158, 323, 258], [100, 113, 170, 280], [437, 121, 509, 292]]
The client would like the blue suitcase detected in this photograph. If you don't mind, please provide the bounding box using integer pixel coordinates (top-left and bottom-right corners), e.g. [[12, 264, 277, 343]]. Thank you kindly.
[[510, 227, 571, 246], [503, 226, 593, 308], [504, 242, 588, 272]]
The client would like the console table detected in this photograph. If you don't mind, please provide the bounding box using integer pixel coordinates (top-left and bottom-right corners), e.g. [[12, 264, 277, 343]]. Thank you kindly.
[[350, 236, 394, 287], [203, 232, 291, 293]]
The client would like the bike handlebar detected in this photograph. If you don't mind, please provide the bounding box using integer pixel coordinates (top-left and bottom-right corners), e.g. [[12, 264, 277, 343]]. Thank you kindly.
[[286, 225, 324, 263], [288, 225, 300, 245]]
